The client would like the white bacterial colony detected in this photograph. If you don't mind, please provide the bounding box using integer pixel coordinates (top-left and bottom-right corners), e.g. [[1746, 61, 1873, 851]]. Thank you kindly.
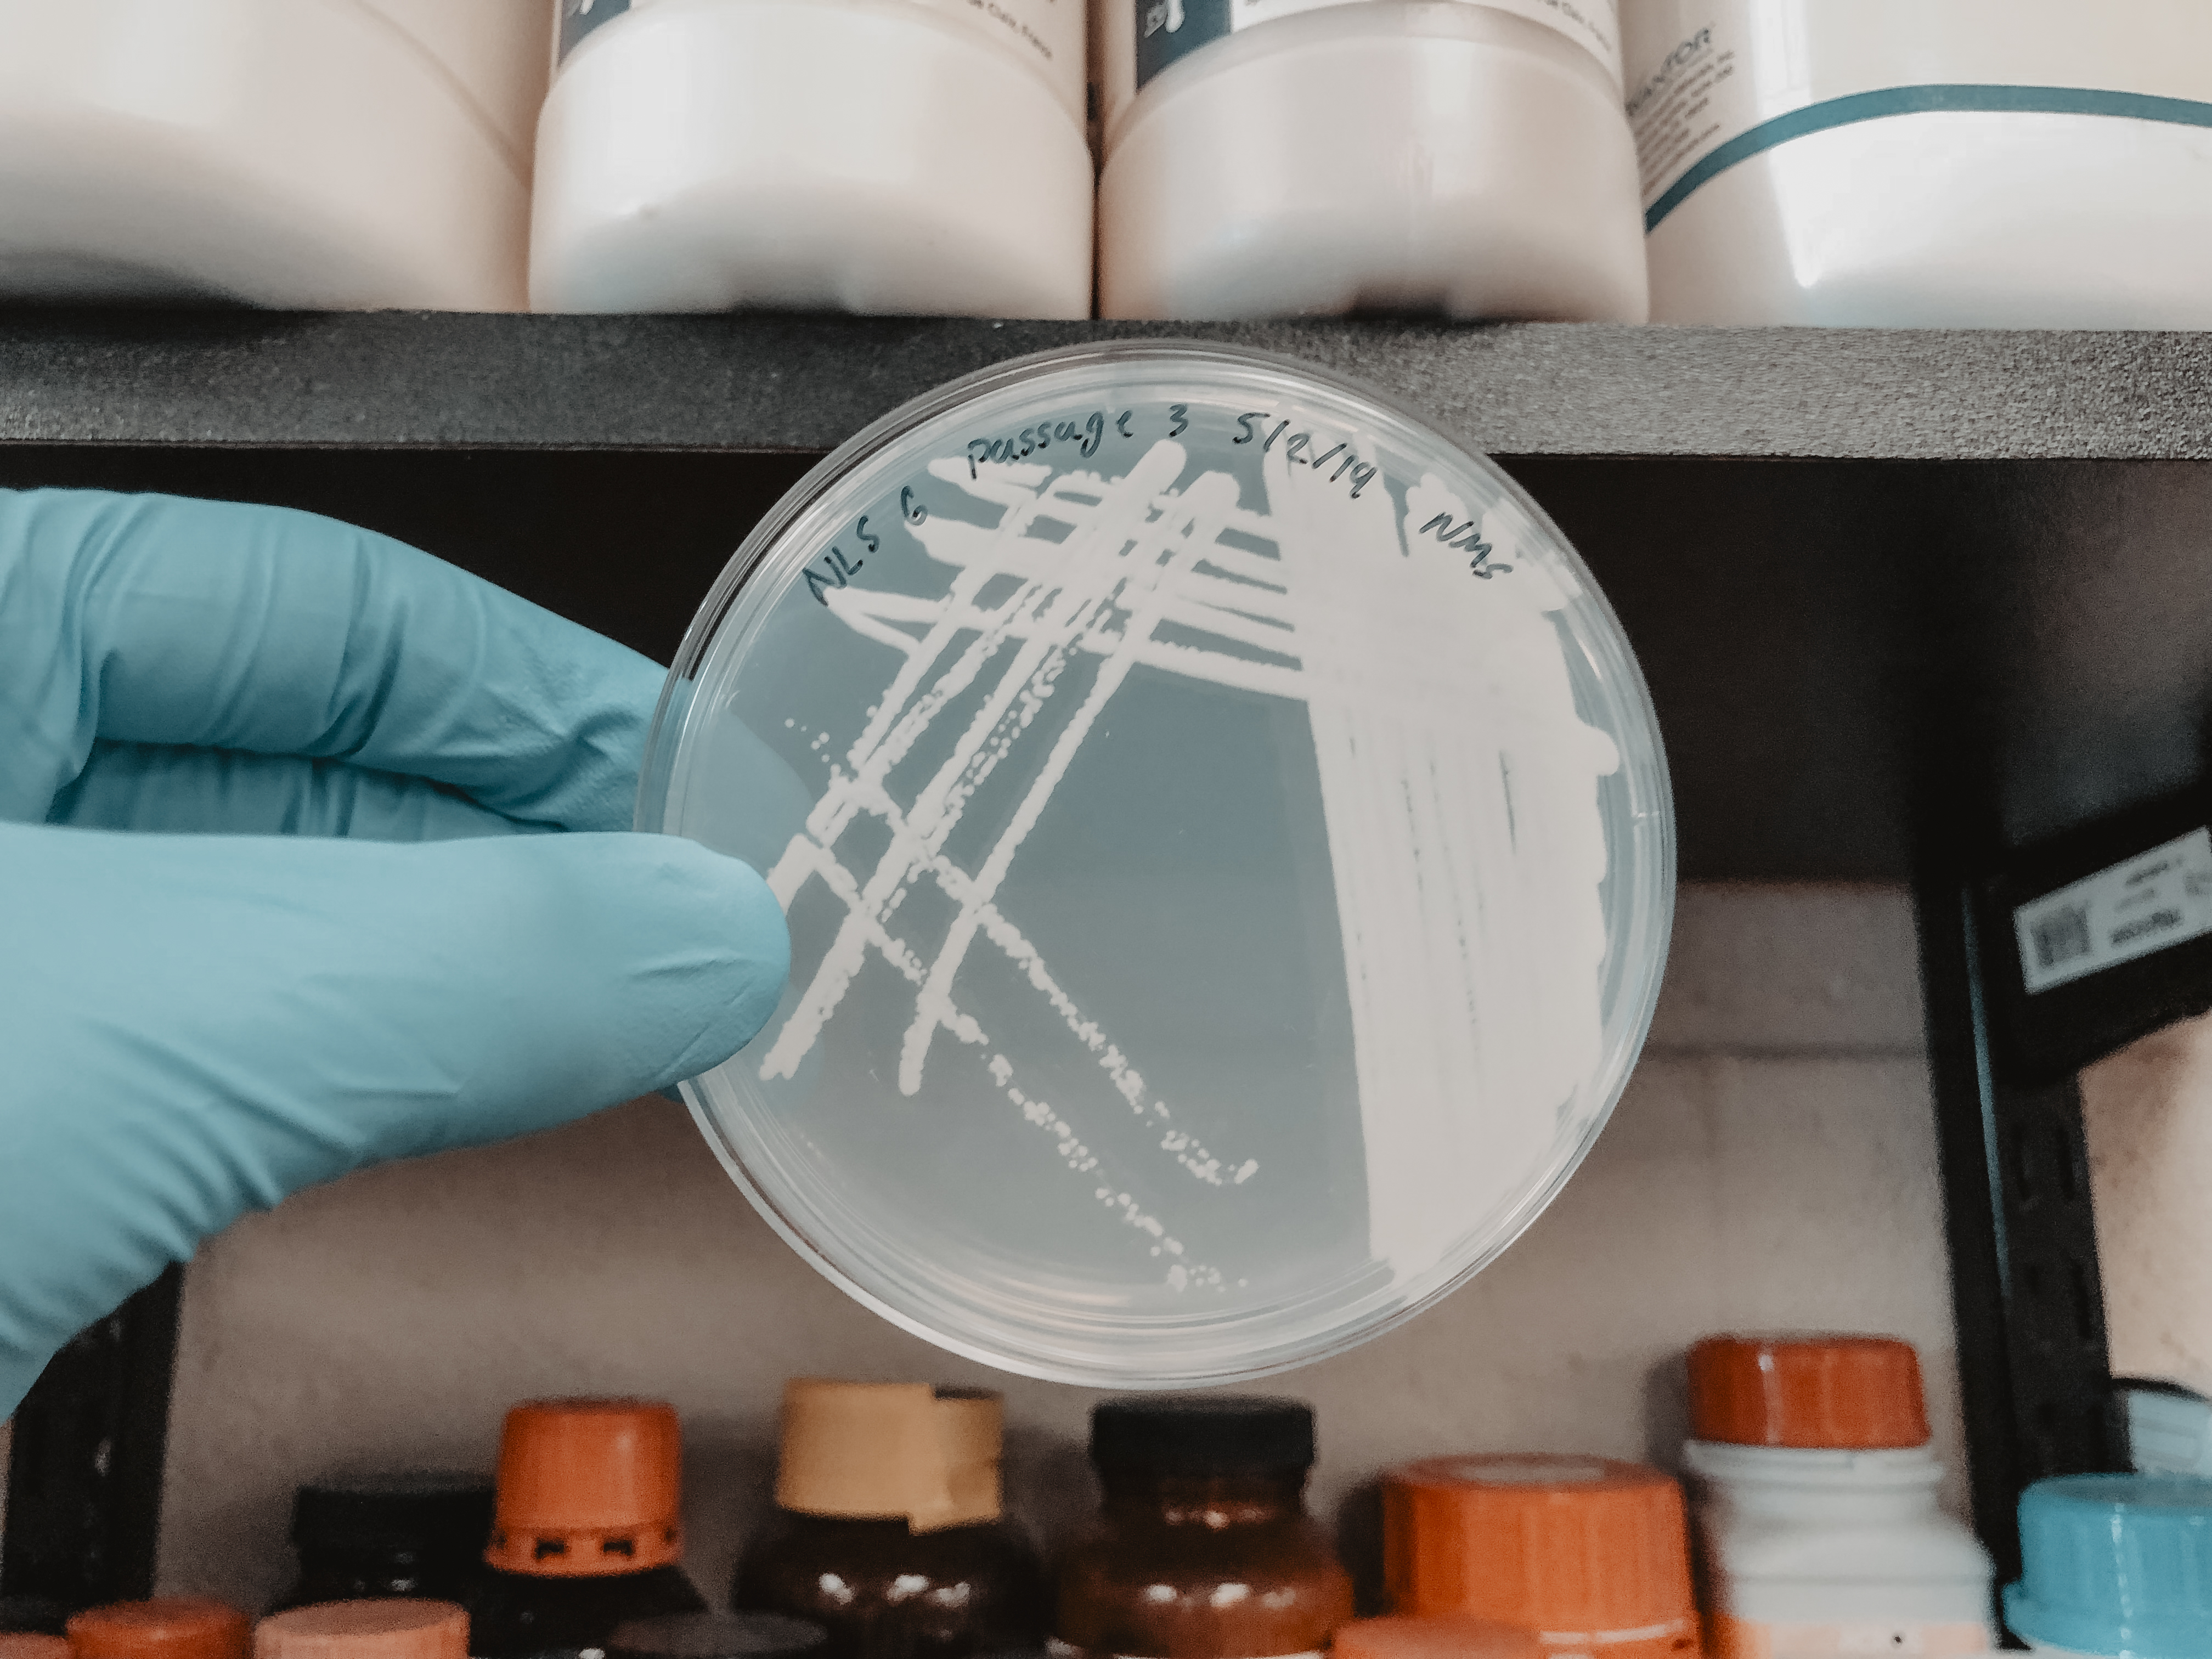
[[754, 431, 1617, 1284]]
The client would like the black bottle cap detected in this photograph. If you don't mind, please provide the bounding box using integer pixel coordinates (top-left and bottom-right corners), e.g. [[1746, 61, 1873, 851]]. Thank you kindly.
[[1089, 1396, 1316, 1475], [291, 1469, 495, 1554], [608, 1615, 827, 1659]]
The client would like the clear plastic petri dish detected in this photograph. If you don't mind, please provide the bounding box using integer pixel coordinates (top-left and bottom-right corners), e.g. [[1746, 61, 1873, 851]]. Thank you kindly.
[[638, 341, 1673, 1386]]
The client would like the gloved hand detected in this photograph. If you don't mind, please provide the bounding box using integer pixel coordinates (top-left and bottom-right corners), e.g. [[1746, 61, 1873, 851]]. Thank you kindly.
[[0, 489, 791, 1417]]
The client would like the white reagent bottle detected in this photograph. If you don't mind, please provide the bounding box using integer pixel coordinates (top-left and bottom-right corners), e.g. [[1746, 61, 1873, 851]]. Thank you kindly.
[[1622, 0, 2212, 326], [532, 0, 1092, 318], [0, 0, 545, 310], [1095, 0, 1649, 319], [1683, 1334, 1996, 1659]]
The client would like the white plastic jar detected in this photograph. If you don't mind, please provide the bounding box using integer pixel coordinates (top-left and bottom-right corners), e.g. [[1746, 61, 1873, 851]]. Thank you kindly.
[[1683, 1336, 1995, 1659], [531, 0, 1092, 317], [1096, 0, 1649, 320], [1623, 0, 2212, 327], [0, 0, 545, 310]]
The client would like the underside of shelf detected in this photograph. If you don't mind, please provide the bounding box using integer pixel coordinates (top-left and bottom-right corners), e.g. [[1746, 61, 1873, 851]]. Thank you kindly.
[[1, 311, 2210, 459]]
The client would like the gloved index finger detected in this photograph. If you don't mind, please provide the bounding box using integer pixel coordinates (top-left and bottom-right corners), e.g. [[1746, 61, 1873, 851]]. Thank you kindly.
[[0, 488, 665, 832]]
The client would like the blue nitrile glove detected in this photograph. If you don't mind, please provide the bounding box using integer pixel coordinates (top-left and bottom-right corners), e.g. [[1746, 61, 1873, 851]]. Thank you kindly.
[[0, 489, 791, 1417]]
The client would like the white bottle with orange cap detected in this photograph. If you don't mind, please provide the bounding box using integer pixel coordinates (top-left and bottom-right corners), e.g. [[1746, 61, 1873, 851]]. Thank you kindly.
[[1682, 1335, 1996, 1659]]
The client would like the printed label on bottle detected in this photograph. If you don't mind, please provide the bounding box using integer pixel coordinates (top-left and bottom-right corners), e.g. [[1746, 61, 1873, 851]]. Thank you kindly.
[[1707, 1615, 1994, 1659], [2011, 826, 2212, 995], [556, 0, 1084, 125], [1133, 0, 1618, 98], [1048, 1645, 1322, 1659], [557, 0, 629, 63], [1624, 0, 2212, 230]]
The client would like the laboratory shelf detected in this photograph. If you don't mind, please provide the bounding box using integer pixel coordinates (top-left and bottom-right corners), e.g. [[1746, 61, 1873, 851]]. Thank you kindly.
[[1, 310, 2210, 458], [4, 308, 2211, 1614]]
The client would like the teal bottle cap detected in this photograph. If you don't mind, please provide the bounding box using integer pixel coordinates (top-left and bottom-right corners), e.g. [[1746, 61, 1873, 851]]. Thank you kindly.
[[2004, 1474, 2212, 1657]]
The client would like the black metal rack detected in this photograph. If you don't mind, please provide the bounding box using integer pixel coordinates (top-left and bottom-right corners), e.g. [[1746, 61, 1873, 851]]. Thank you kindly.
[[4, 311, 2209, 1627]]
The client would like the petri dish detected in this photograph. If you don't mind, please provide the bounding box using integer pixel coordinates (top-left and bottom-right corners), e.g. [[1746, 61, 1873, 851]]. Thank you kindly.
[[639, 341, 1673, 1386]]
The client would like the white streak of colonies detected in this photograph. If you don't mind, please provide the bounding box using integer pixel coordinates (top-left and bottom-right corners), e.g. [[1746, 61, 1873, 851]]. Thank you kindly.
[[757, 435, 1616, 1286]]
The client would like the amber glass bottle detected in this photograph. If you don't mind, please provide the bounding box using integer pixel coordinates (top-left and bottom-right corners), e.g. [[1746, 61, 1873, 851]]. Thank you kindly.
[[1055, 1397, 1353, 1659], [467, 1400, 707, 1659], [735, 1381, 1045, 1659]]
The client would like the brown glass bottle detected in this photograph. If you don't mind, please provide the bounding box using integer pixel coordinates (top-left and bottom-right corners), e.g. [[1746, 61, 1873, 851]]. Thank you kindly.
[[733, 1381, 1045, 1659], [1055, 1397, 1353, 1659]]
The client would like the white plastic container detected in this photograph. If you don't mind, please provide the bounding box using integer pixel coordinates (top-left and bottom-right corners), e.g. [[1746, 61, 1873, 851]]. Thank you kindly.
[[531, 0, 1092, 317], [1623, 0, 2212, 328], [2121, 1381, 2212, 1479], [1683, 1336, 1995, 1659], [1686, 1442, 1995, 1658], [0, 0, 545, 310], [1095, 0, 1649, 320]]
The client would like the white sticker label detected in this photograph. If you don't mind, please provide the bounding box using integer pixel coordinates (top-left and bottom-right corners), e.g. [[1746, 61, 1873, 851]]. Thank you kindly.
[[2012, 827, 2212, 995], [1707, 1614, 1995, 1659]]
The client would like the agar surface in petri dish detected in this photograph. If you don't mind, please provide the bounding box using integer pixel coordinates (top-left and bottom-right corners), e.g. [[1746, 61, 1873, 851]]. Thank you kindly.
[[639, 343, 1674, 1386]]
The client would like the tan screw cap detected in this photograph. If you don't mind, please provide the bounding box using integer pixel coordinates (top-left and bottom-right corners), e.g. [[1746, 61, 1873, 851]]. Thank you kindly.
[[251, 1601, 467, 1659]]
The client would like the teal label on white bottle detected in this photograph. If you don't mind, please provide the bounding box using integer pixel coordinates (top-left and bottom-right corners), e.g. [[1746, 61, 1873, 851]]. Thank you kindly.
[[1136, 0, 1232, 89], [559, 0, 630, 64], [1132, 0, 1616, 94]]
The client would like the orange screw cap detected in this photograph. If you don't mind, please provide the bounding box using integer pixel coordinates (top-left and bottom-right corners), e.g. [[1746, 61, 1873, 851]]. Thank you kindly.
[[1334, 1616, 1543, 1659], [252, 1602, 467, 1659], [67, 1600, 251, 1659], [485, 1397, 685, 1577], [1383, 1456, 1699, 1659], [1687, 1334, 1929, 1449]]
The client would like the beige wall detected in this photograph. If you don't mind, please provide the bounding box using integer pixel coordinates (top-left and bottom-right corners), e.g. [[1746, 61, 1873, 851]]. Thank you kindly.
[[2084, 1008, 2212, 1395], [148, 883, 1965, 1612]]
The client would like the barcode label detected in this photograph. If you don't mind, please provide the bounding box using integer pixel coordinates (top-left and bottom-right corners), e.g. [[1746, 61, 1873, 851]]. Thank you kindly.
[[2013, 827, 2212, 994], [2030, 904, 2093, 971]]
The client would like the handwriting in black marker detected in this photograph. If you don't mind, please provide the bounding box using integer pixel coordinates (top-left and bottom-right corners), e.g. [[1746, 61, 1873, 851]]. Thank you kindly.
[[1231, 415, 1375, 498], [1169, 403, 1188, 437], [805, 548, 865, 605], [1418, 511, 1513, 578], [964, 411, 1108, 477], [1116, 410, 1135, 437], [901, 487, 927, 524]]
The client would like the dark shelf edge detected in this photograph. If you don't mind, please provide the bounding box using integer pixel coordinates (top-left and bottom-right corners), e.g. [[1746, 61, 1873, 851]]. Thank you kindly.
[[0, 312, 2209, 459]]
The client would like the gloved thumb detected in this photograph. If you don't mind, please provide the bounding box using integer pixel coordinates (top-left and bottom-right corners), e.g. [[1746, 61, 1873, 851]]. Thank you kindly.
[[0, 822, 788, 1409]]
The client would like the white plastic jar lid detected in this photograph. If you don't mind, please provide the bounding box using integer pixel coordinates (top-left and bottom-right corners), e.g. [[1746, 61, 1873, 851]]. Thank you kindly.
[[638, 341, 1674, 1385]]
